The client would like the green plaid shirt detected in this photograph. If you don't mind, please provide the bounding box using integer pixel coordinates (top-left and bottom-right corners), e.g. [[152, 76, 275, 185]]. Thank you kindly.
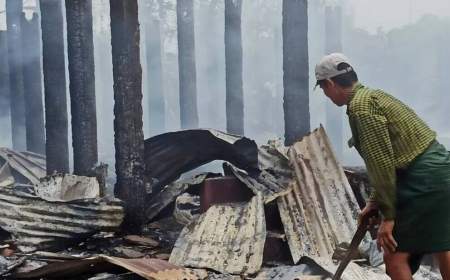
[[347, 83, 436, 219]]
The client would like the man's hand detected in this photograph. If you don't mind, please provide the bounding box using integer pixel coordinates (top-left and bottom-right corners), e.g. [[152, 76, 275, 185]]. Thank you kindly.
[[358, 201, 379, 228], [377, 220, 398, 254]]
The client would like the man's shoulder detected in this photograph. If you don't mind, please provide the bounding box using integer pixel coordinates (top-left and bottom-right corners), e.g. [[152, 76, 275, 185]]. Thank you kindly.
[[348, 85, 379, 114]]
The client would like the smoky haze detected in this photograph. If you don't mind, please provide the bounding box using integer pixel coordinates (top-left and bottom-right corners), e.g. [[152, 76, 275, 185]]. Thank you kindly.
[[0, 0, 449, 169]]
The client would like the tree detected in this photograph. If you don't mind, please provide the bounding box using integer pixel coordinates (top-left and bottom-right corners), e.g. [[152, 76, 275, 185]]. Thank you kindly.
[[6, 0, 26, 150], [282, 0, 309, 145], [0, 31, 11, 147], [144, 0, 165, 136], [22, 12, 45, 155], [225, 0, 244, 135], [40, 0, 70, 174], [65, 0, 98, 175], [176, 0, 198, 129], [195, 0, 226, 131], [325, 5, 343, 159], [110, 0, 146, 232]]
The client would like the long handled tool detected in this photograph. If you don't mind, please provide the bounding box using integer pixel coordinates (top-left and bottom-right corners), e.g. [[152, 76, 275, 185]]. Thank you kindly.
[[332, 209, 378, 280]]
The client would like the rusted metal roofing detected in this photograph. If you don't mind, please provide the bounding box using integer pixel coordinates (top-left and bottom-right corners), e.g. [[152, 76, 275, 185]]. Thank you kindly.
[[169, 194, 266, 275], [277, 126, 360, 263], [101, 256, 208, 280], [13, 256, 208, 280], [0, 186, 124, 252]]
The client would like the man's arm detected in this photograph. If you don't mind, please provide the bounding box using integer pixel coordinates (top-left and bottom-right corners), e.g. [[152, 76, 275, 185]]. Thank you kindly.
[[352, 112, 397, 220]]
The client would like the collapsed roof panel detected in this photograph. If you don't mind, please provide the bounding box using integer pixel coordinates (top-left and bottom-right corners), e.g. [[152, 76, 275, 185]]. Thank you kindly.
[[277, 126, 360, 263], [144, 129, 259, 193], [13, 255, 208, 280], [146, 173, 210, 222], [0, 148, 46, 185], [0, 186, 124, 252], [169, 194, 266, 275], [316, 258, 390, 280], [226, 164, 291, 203]]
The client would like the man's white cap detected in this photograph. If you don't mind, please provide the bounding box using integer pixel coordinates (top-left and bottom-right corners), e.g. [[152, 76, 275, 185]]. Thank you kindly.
[[315, 53, 354, 85]]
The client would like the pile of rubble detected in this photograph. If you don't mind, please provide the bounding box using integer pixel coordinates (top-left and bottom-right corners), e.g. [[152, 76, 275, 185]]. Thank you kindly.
[[0, 128, 441, 279]]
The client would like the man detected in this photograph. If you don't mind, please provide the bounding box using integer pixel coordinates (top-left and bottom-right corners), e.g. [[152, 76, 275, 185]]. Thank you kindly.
[[315, 53, 450, 279]]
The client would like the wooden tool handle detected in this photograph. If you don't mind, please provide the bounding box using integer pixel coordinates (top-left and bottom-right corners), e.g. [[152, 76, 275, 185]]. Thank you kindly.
[[332, 209, 379, 280]]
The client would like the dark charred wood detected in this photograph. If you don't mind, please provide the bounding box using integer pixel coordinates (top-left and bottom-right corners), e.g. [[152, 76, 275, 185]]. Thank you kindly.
[[282, 0, 310, 146], [177, 0, 199, 129], [6, 0, 26, 150], [22, 13, 45, 155], [66, 0, 98, 176], [0, 31, 11, 143], [110, 0, 146, 233], [225, 0, 244, 135], [40, 0, 70, 174], [144, 3, 165, 137]]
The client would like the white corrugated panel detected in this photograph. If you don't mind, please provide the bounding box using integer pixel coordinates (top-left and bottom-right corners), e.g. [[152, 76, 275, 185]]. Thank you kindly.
[[0, 148, 46, 185], [169, 194, 266, 275], [278, 126, 360, 263], [0, 187, 124, 252]]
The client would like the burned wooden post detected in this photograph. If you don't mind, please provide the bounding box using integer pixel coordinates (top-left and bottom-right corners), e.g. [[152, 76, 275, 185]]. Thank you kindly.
[[6, 0, 26, 151], [21, 13, 45, 155], [40, 0, 70, 174], [325, 5, 343, 159], [0, 31, 11, 146], [282, 0, 310, 146], [177, 0, 199, 129], [110, 0, 146, 232], [144, 1, 165, 136], [65, 0, 98, 175], [225, 0, 244, 135]]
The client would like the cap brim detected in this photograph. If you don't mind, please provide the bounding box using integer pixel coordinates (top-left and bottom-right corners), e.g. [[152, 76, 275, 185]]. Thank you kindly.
[[313, 80, 320, 91]]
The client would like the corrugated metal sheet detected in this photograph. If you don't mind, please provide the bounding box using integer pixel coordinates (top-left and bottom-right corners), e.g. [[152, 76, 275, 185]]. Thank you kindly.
[[0, 186, 124, 252], [169, 194, 266, 275], [144, 129, 258, 194], [147, 173, 210, 221], [0, 148, 46, 185], [34, 174, 100, 202], [227, 165, 291, 203], [253, 266, 324, 280], [101, 256, 208, 280], [13, 256, 208, 280], [277, 126, 360, 263], [205, 273, 242, 280], [315, 258, 390, 280], [222, 141, 293, 203]]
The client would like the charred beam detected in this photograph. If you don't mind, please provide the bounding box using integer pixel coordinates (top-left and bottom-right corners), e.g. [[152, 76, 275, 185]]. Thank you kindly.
[[282, 0, 310, 146], [22, 13, 45, 155], [144, 2, 165, 136], [6, 0, 26, 150], [65, 0, 98, 175], [177, 0, 198, 129], [40, 0, 70, 174], [0, 31, 11, 146], [225, 0, 244, 135], [110, 0, 146, 232]]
